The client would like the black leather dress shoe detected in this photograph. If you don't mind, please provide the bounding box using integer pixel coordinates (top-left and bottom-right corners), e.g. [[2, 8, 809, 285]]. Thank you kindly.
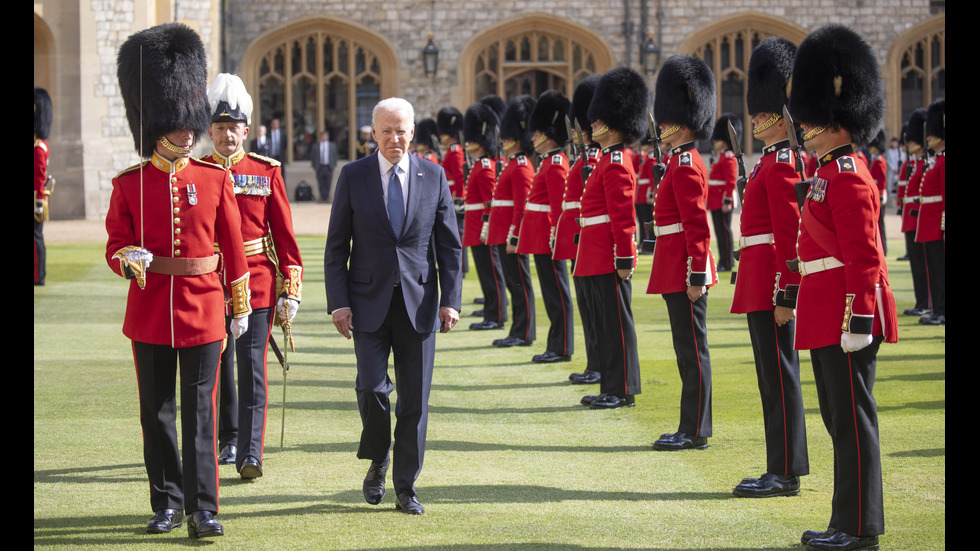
[[363, 459, 388, 505], [217, 444, 237, 465], [802, 527, 837, 544], [919, 314, 945, 325], [805, 531, 878, 551], [733, 472, 800, 497], [580, 393, 605, 406], [903, 307, 931, 316], [532, 351, 572, 363], [589, 394, 635, 409], [652, 432, 709, 451], [470, 309, 484, 317], [474, 296, 485, 304], [187, 511, 223, 538], [492, 336, 533, 347], [569, 370, 600, 384], [239, 456, 263, 479], [147, 509, 183, 534], [395, 491, 425, 515], [469, 320, 504, 330]]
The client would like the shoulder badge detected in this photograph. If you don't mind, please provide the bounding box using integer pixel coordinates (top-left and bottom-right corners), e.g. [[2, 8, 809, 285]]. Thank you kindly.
[[776, 149, 792, 164], [679, 152, 693, 167], [611, 150, 623, 164], [588, 149, 599, 160], [724, 150, 733, 158], [517, 156, 527, 166], [552, 154, 564, 165], [35, 139, 48, 152], [481, 158, 492, 168], [450, 143, 460, 152], [248, 152, 281, 167], [837, 156, 856, 173]]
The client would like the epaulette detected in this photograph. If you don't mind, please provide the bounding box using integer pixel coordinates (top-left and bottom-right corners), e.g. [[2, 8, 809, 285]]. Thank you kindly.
[[481, 158, 492, 168], [450, 143, 461, 152], [517, 156, 528, 165], [776, 149, 793, 164], [724, 150, 734, 158], [248, 152, 281, 167], [35, 139, 48, 152], [192, 157, 227, 171], [587, 148, 600, 160], [115, 160, 149, 179], [611, 150, 623, 164], [836, 156, 857, 173], [552, 154, 564, 165], [679, 152, 693, 166]]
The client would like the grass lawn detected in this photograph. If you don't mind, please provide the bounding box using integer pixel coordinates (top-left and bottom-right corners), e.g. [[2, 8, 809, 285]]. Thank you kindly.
[[35, 235, 944, 550]]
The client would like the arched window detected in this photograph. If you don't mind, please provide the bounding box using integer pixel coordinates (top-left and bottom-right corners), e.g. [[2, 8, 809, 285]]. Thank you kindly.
[[888, 15, 945, 133], [243, 17, 397, 162]]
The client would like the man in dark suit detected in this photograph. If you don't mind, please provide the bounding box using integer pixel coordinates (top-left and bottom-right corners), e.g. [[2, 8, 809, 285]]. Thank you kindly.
[[312, 130, 337, 202], [324, 97, 462, 515], [250, 124, 270, 156]]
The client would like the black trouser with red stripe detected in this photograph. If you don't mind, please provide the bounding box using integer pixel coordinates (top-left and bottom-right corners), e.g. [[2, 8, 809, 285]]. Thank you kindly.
[[534, 254, 573, 356], [471, 244, 507, 324], [217, 322, 238, 451], [572, 266, 599, 374], [809, 338, 884, 537], [710, 209, 734, 270], [583, 272, 640, 396], [133, 340, 221, 514], [495, 244, 535, 342], [905, 230, 930, 310], [922, 239, 945, 317], [235, 307, 273, 470], [663, 291, 712, 437], [746, 311, 809, 476]]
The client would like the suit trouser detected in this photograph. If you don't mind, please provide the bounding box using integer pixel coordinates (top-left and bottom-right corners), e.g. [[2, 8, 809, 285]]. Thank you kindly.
[[353, 286, 435, 496], [922, 239, 945, 317], [572, 267, 599, 374], [534, 254, 574, 356], [662, 291, 712, 437], [583, 273, 640, 396], [746, 311, 809, 476], [133, 340, 221, 514], [809, 338, 884, 537], [904, 230, 930, 310], [471, 244, 507, 324], [236, 307, 273, 469], [495, 244, 535, 341], [710, 209, 734, 270], [316, 167, 333, 201], [217, 323, 238, 449]]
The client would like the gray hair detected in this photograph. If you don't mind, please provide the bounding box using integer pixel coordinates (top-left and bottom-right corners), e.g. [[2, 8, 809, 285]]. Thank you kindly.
[[372, 97, 415, 126]]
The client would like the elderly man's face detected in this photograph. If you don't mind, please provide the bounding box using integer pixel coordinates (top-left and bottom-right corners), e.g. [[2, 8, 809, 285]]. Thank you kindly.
[[372, 108, 415, 164]]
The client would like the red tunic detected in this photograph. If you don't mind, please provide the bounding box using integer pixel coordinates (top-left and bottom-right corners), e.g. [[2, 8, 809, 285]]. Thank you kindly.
[[636, 153, 655, 206], [517, 151, 568, 255], [462, 157, 495, 247], [895, 159, 910, 209], [105, 153, 250, 348], [442, 143, 466, 200], [573, 145, 637, 276], [915, 151, 945, 242], [900, 158, 924, 233], [554, 147, 599, 260], [869, 154, 887, 198], [207, 150, 303, 309], [487, 153, 532, 246], [35, 139, 48, 199], [731, 143, 801, 313], [707, 150, 737, 210], [647, 144, 717, 294], [795, 146, 898, 350]]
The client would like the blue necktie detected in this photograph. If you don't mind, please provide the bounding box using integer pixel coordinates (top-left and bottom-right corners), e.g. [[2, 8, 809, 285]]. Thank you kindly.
[[387, 167, 404, 237]]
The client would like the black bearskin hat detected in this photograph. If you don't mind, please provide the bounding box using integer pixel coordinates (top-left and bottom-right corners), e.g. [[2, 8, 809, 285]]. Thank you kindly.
[[207, 73, 253, 124], [480, 95, 507, 120], [464, 102, 499, 158], [437, 106, 464, 137], [905, 108, 927, 146], [416, 118, 439, 150], [530, 90, 570, 146], [654, 56, 715, 141], [572, 74, 601, 142], [34, 88, 52, 140], [711, 113, 741, 150], [117, 23, 211, 157], [747, 37, 796, 117], [788, 24, 884, 146], [927, 99, 945, 141], [500, 95, 537, 156], [588, 68, 649, 144], [868, 129, 886, 153]]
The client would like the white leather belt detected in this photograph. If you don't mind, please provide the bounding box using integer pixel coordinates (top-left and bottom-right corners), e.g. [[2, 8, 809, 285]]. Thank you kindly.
[[903, 195, 920, 204], [708, 179, 726, 186], [578, 214, 610, 227], [562, 201, 581, 210], [490, 199, 514, 207], [653, 222, 683, 237], [799, 256, 844, 276], [739, 233, 773, 248], [637, 178, 651, 184], [464, 202, 484, 211], [526, 203, 551, 212], [920, 195, 942, 204]]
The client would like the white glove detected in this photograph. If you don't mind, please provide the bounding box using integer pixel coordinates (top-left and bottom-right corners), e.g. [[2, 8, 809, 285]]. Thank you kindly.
[[480, 221, 489, 244], [276, 296, 300, 323], [230, 316, 249, 339], [841, 332, 872, 353]]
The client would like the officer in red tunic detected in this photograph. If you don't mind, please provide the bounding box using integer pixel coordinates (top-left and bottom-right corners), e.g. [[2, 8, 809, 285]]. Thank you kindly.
[[106, 23, 251, 538], [634, 137, 656, 252], [574, 67, 647, 409], [789, 25, 899, 551], [204, 73, 303, 480], [868, 131, 889, 256], [488, 96, 537, 347], [562, 75, 603, 384], [462, 103, 507, 330], [438, 107, 468, 275], [916, 99, 945, 325], [729, 36, 809, 498], [34, 88, 52, 286], [901, 108, 931, 317], [707, 114, 740, 272], [519, 90, 574, 363], [647, 55, 718, 450]]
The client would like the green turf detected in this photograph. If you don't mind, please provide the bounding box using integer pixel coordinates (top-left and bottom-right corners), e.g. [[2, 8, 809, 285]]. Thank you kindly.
[[34, 236, 944, 550]]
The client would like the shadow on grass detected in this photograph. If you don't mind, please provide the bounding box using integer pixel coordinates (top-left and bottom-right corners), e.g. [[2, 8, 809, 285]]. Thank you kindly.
[[288, 379, 568, 391], [34, 462, 145, 484], [890, 447, 945, 458], [278, 440, 650, 455]]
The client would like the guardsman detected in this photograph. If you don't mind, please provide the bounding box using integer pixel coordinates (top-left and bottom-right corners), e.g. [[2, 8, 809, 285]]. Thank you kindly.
[[575, 67, 647, 409], [204, 73, 303, 480], [901, 108, 931, 317], [519, 90, 574, 363], [730, 36, 809, 498], [489, 96, 537, 347], [634, 135, 656, 253], [868, 131, 888, 256], [708, 113, 740, 272], [915, 99, 945, 325], [34, 88, 52, 286], [107, 23, 251, 538], [415, 118, 441, 164], [789, 24, 898, 551], [438, 107, 468, 275], [647, 55, 718, 450]]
